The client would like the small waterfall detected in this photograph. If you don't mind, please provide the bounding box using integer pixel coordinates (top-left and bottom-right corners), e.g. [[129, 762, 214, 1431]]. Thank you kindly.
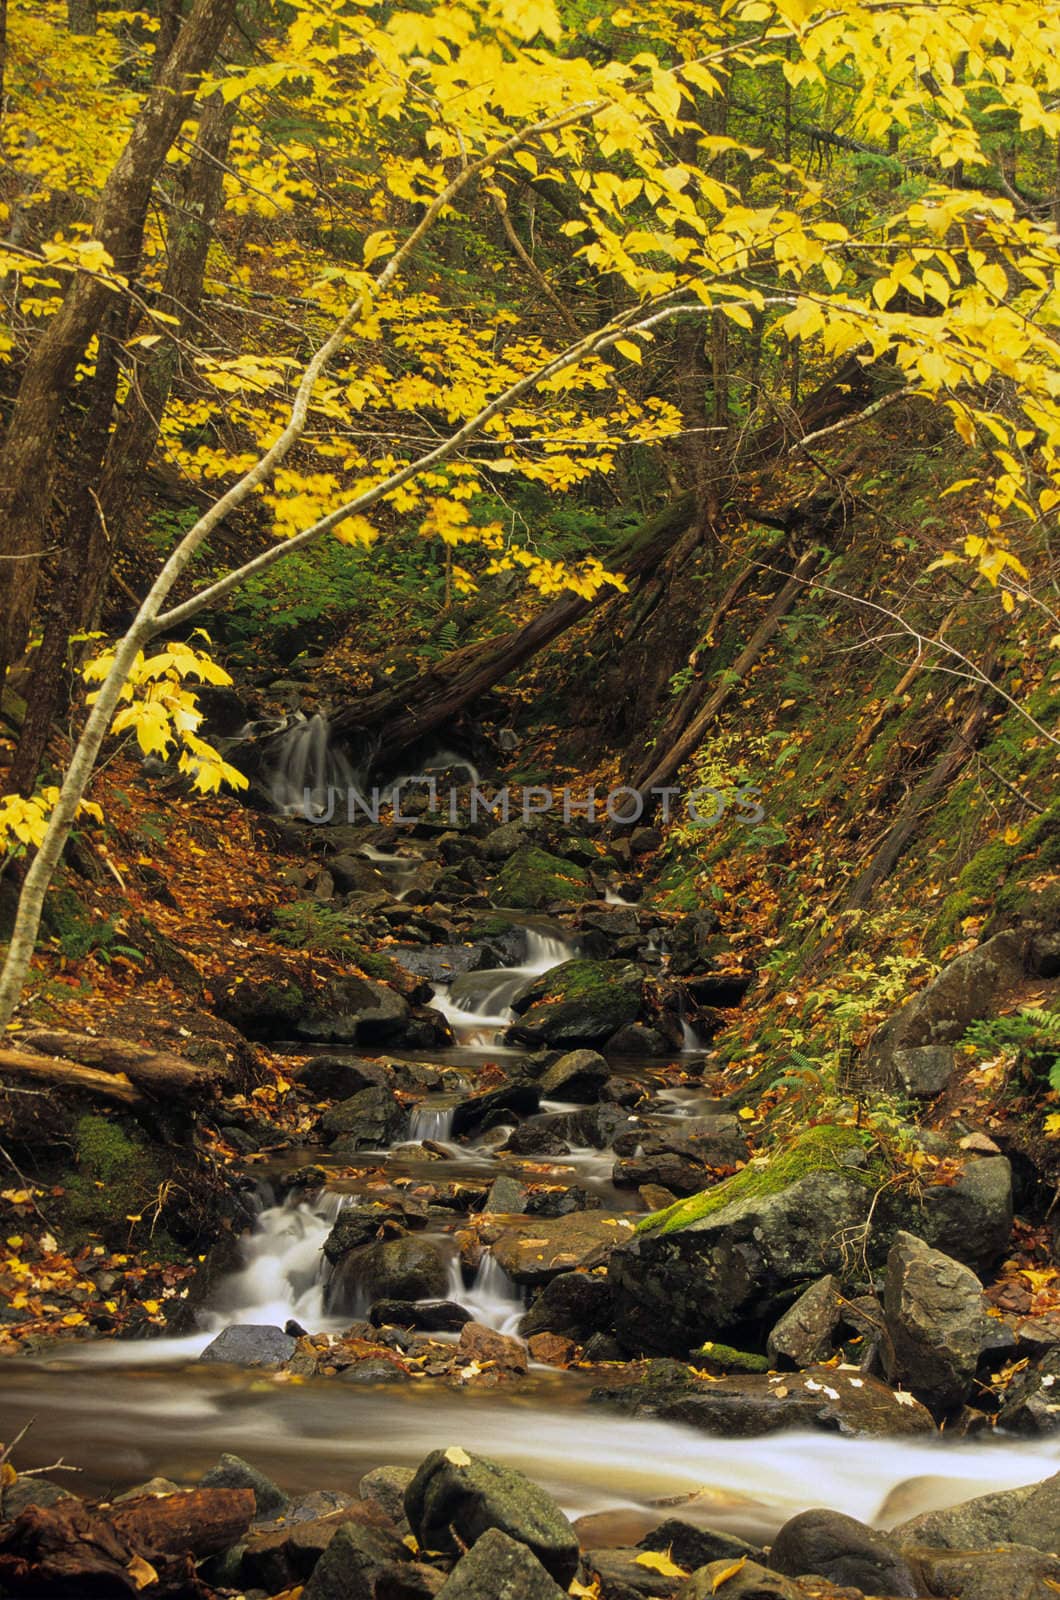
[[604, 887, 635, 906], [264, 712, 366, 820], [409, 1103, 456, 1142], [430, 927, 573, 1046], [447, 1251, 524, 1337], [680, 1017, 701, 1051], [359, 843, 422, 902], [205, 1190, 350, 1334]]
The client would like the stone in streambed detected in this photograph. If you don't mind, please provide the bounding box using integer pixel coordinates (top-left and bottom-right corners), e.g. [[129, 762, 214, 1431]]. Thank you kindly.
[[675, 1560, 802, 1600], [200, 1452, 289, 1519], [369, 1300, 472, 1332], [520, 1270, 613, 1341], [910, 1545, 1060, 1600], [199, 1324, 296, 1368], [768, 1508, 919, 1596], [455, 1321, 528, 1375], [891, 1471, 1060, 1553], [490, 846, 593, 909], [436, 1527, 569, 1600], [405, 1450, 580, 1583], [489, 1213, 636, 1286], [485, 1175, 528, 1213], [508, 959, 644, 1049], [359, 1466, 414, 1530], [585, 1546, 685, 1597], [637, 1520, 762, 1570], [767, 1274, 843, 1368], [538, 1048, 610, 1103], [321, 1086, 408, 1149], [294, 1055, 394, 1098], [883, 1232, 993, 1409], [302, 1517, 409, 1600], [328, 1237, 447, 1314]]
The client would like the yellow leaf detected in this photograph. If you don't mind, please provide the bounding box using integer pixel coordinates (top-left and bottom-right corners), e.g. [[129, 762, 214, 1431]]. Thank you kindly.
[[126, 1554, 159, 1592], [633, 1551, 689, 1578], [613, 339, 643, 365], [712, 1556, 748, 1588], [1, 1462, 17, 1488], [444, 1446, 472, 1467]]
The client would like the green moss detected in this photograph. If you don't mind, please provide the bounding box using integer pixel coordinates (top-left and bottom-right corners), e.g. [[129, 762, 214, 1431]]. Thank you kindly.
[[492, 845, 592, 909], [696, 1341, 772, 1373], [63, 1114, 167, 1247], [638, 1124, 875, 1236]]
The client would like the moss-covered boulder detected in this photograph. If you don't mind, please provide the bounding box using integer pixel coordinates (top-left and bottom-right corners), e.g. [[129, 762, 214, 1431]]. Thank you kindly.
[[508, 959, 644, 1048], [491, 847, 592, 910], [608, 1126, 884, 1355]]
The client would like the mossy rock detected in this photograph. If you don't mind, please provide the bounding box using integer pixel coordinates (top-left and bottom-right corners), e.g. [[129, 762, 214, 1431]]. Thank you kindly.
[[508, 957, 644, 1048], [696, 1341, 772, 1374], [491, 846, 592, 910], [62, 1114, 170, 1250]]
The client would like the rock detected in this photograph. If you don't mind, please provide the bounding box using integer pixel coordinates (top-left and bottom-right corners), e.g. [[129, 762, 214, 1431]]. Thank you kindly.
[[504, 1118, 571, 1157], [485, 1175, 528, 1213], [406, 1451, 580, 1582], [695, 1342, 771, 1375], [331, 1237, 448, 1310], [609, 1127, 877, 1353], [892, 1471, 1060, 1552], [508, 959, 645, 1048], [590, 1361, 935, 1437], [481, 819, 549, 862], [892, 1044, 955, 1097], [302, 1517, 409, 1600], [200, 1453, 289, 1519], [300, 974, 411, 1046], [451, 1084, 540, 1139], [520, 1271, 613, 1340], [917, 1156, 1013, 1273], [767, 1275, 843, 1368], [539, 1049, 610, 1103], [340, 1357, 411, 1385], [768, 1508, 918, 1595], [866, 932, 1026, 1080], [378, 1561, 448, 1600], [585, 1546, 685, 1598], [630, 827, 663, 855], [637, 1521, 761, 1570], [613, 1153, 712, 1197], [583, 1332, 625, 1362], [199, 1324, 296, 1368], [491, 846, 593, 909], [436, 1527, 569, 1600], [294, 1056, 393, 1098], [359, 1466, 414, 1529], [455, 1321, 528, 1375], [489, 1214, 636, 1286], [241, 1509, 365, 1591], [674, 1560, 802, 1600], [321, 1086, 408, 1148], [211, 953, 317, 1039], [883, 1232, 992, 1409], [910, 1544, 1060, 1600], [527, 1332, 576, 1366], [998, 1348, 1060, 1433], [0, 1477, 71, 1520], [606, 1024, 669, 1055], [369, 1301, 472, 1333]]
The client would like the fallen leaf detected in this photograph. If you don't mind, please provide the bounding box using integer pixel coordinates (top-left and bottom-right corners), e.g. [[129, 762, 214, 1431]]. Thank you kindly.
[[712, 1556, 747, 1588], [126, 1554, 159, 1591], [633, 1550, 688, 1577], [444, 1446, 472, 1467]]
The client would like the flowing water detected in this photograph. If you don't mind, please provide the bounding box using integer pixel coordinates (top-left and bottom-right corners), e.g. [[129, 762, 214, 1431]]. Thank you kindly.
[[428, 927, 572, 1046], [262, 712, 366, 819]]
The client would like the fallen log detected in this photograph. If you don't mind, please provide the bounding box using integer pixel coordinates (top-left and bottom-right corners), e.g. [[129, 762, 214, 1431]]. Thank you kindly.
[[17, 1030, 223, 1102], [0, 1049, 142, 1105], [0, 1487, 255, 1598]]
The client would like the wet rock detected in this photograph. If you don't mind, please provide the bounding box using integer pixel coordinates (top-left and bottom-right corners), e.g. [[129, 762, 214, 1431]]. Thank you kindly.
[[590, 1360, 935, 1437], [539, 1049, 610, 1103], [637, 1521, 762, 1570], [526, 1185, 602, 1217], [294, 1056, 393, 1098], [405, 1450, 580, 1582], [199, 1324, 296, 1368], [892, 1470, 1060, 1552], [583, 1332, 625, 1362], [321, 1086, 408, 1149], [613, 1152, 712, 1197], [767, 1275, 843, 1368], [586, 1546, 685, 1598], [892, 1044, 955, 1097], [916, 1156, 1013, 1274], [369, 1300, 472, 1333], [527, 1332, 576, 1366], [211, 953, 317, 1039], [339, 1356, 411, 1385], [242, 1509, 369, 1591], [910, 1544, 1060, 1600], [302, 1517, 409, 1600], [0, 1477, 71, 1520], [323, 1208, 409, 1264], [694, 1342, 771, 1375], [489, 1213, 636, 1285], [455, 1321, 528, 1374], [485, 1175, 528, 1213], [503, 1118, 571, 1157], [333, 1237, 448, 1309], [606, 1024, 669, 1055], [768, 1508, 918, 1595], [359, 1466, 414, 1529], [377, 1560, 448, 1600], [387, 946, 489, 983], [200, 1453, 289, 1519], [436, 1527, 569, 1600], [998, 1348, 1060, 1433], [609, 1129, 877, 1353], [883, 1232, 992, 1409], [573, 1103, 642, 1149], [481, 819, 549, 862], [451, 1084, 540, 1139], [520, 1271, 613, 1341], [674, 1560, 802, 1600], [509, 960, 645, 1049], [491, 846, 593, 909]]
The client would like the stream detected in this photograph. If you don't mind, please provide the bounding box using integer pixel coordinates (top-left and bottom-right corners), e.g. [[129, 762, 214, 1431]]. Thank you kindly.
[[3, 894, 1058, 1547]]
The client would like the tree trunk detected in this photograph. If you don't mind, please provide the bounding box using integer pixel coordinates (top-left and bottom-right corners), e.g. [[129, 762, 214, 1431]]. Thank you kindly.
[[18, 1028, 225, 1100], [0, 1048, 142, 1104], [0, 0, 235, 692], [9, 93, 237, 794], [332, 496, 697, 756]]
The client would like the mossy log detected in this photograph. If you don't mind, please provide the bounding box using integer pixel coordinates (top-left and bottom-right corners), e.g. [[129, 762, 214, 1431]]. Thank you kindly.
[[0, 1047, 142, 1104], [14, 1029, 224, 1102]]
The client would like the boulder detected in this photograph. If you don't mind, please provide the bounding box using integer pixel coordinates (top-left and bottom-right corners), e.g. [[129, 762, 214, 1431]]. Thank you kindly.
[[455, 1321, 528, 1375], [377, 1562, 447, 1600], [520, 1271, 614, 1341], [609, 1128, 878, 1353], [674, 1560, 802, 1600], [321, 1086, 408, 1149], [606, 1024, 669, 1055], [767, 1275, 843, 1368], [768, 1508, 918, 1595], [369, 1301, 472, 1333], [585, 1546, 685, 1598], [613, 1153, 713, 1198], [491, 846, 593, 909], [892, 1044, 955, 1097], [331, 1237, 448, 1310], [916, 1156, 1013, 1273], [998, 1348, 1060, 1434], [199, 1324, 296, 1368], [509, 960, 644, 1048], [323, 1207, 408, 1265], [883, 1232, 992, 1409], [359, 1466, 414, 1529], [539, 1049, 610, 1103], [436, 1527, 568, 1600], [451, 1084, 540, 1139], [404, 1450, 580, 1583], [200, 1453, 289, 1519], [910, 1544, 1060, 1600], [299, 975, 411, 1045], [302, 1517, 408, 1600], [294, 1056, 393, 1098], [488, 1213, 636, 1286], [892, 1471, 1060, 1553], [637, 1521, 761, 1570], [484, 1175, 528, 1213]]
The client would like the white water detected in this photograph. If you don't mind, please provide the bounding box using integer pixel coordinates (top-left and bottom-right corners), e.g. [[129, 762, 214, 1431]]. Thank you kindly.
[[447, 1251, 525, 1336], [264, 712, 366, 819], [604, 887, 636, 906], [430, 928, 572, 1046], [409, 1103, 457, 1142]]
